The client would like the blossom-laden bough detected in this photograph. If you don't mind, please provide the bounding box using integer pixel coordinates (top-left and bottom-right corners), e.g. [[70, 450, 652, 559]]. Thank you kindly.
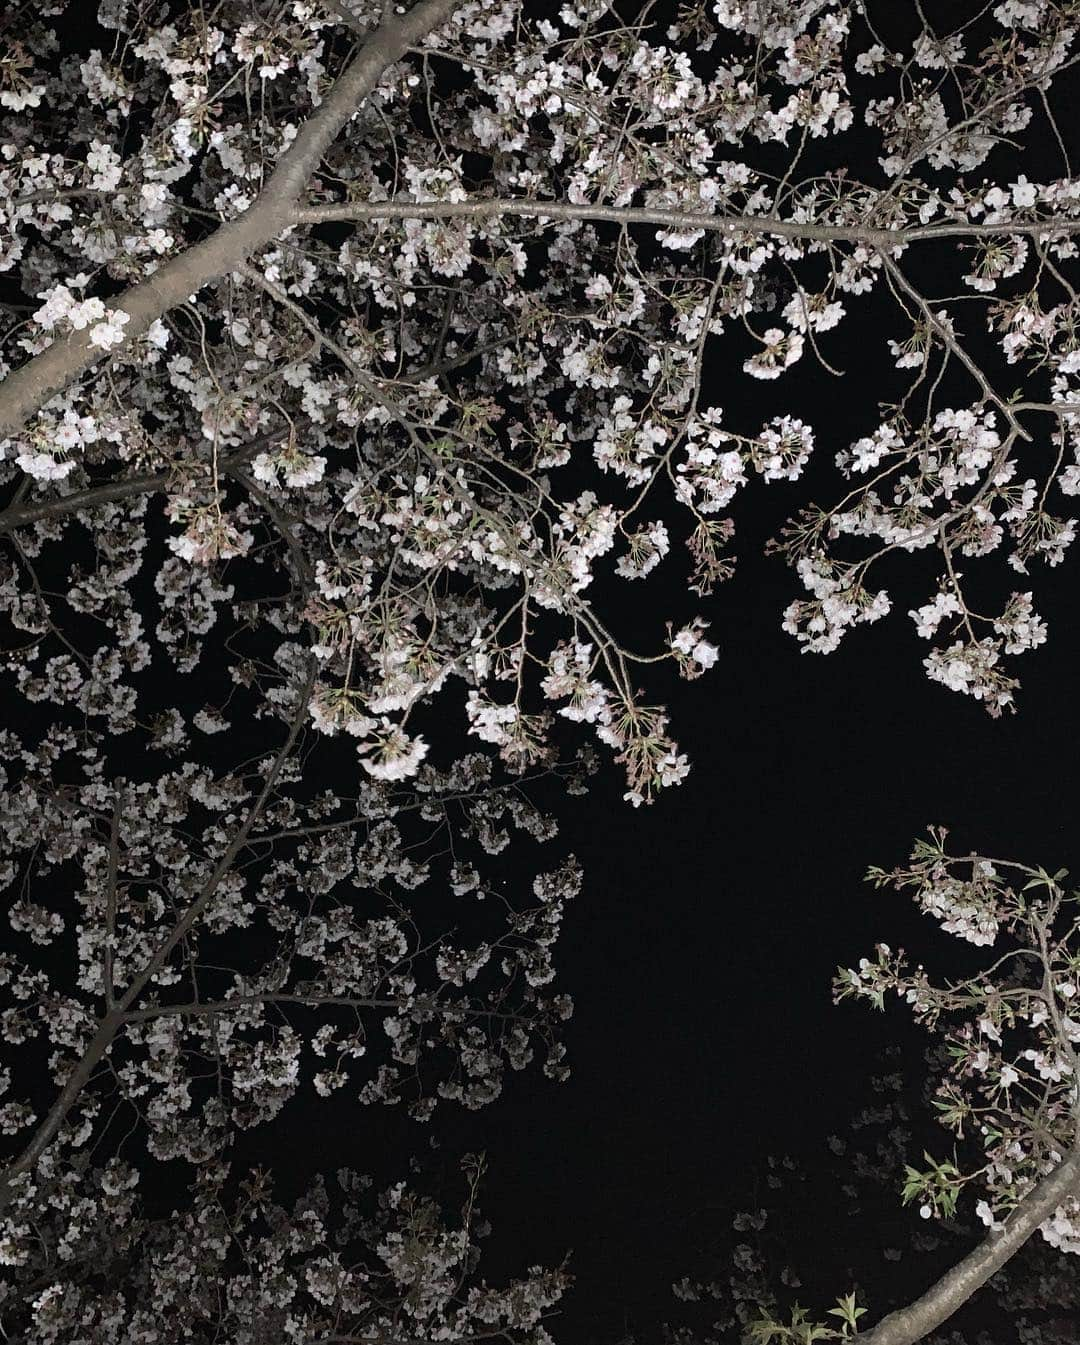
[[0, 695, 584, 1336], [2, 0, 1080, 807]]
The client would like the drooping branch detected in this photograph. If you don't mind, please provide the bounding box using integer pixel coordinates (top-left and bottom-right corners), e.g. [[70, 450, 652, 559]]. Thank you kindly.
[[875, 248, 1033, 441], [228, 467, 316, 595], [0, 0, 463, 442]]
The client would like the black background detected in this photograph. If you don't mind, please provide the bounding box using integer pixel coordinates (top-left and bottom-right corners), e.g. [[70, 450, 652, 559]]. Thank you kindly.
[[239, 465, 1080, 1340]]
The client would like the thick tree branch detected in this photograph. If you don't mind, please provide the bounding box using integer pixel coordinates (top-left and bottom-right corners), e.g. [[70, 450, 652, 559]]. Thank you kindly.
[[0, 466, 179, 536], [861, 1152, 1080, 1345], [0, 0, 463, 443], [7, 187, 101, 210], [0, 1011, 127, 1217]]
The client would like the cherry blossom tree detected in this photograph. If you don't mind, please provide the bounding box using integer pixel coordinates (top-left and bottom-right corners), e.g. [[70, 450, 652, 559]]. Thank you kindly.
[[0, 677, 584, 1333], [4, 0, 1080, 1339]]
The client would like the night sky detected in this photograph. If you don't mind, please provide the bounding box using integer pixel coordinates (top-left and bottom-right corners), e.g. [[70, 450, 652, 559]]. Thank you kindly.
[[327, 222, 1080, 1335], [234, 423, 1080, 1341], [219, 180, 1080, 1333]]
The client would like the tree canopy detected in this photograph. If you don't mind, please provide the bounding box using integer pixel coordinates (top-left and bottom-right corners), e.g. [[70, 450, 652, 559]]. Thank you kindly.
[[2, 0, 1080, 1340]]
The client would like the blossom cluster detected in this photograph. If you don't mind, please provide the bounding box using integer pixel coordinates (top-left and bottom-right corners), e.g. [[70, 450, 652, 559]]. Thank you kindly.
[[838, 829, 1080, 1254], [0, 1157, 569, 1344]]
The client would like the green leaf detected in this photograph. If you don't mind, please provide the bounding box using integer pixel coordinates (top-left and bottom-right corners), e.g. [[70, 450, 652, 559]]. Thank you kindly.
[[746, 1313, 790, 1344], [1023, 865, 1065, 893], [827, 1292, 867, 1336]]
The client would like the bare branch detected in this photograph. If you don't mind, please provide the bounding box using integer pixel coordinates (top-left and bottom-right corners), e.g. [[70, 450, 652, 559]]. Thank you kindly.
[[293, 197, 1080, 246]]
